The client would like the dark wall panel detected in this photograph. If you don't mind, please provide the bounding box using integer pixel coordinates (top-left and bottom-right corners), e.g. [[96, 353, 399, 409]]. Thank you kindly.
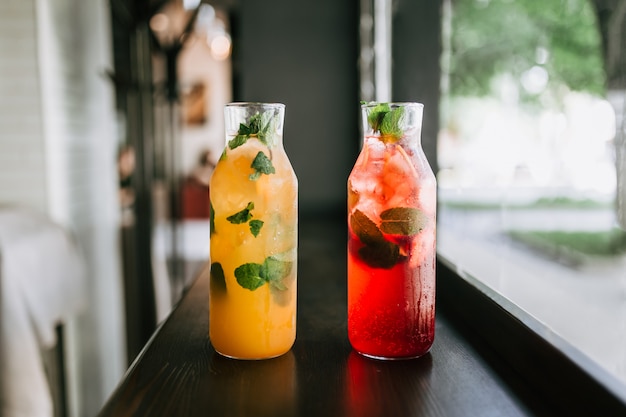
[[233, 0, 360, 215], [392, 0, 442, 174]]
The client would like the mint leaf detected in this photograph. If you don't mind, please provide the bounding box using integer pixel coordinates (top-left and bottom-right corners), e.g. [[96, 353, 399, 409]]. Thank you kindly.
[[247, 113, 263, 134], [261, 256, 293, 291], [234, 263, 265, 290], [226, 202, 254, 224], [358, 241, 401, 269], [227, 112, 278, 149], [238, 122, 252, 135], [233, 255, 293, 291], [249, 219, 264, 237], [351, 209, 384, 244], [380, 106, 404, 138], [210, 262, 227, 294], [350, 209, 402, 269], [367, 103, 391, 132], [267, 249, 296, 305], [269, 280, 287, 291], [365, 103, 404, 143], [224, 202, 264, 237], [380, 207, 428, 236], [227, 117, 258, 150], [249, 151, 275, 181], [228, 134, 248, 150], [257, 111, 276, 145], [210, 202, 216, 234]]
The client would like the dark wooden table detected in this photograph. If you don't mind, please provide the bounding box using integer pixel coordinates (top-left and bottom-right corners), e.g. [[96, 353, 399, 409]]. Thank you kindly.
[[98, 217, 539, 417]]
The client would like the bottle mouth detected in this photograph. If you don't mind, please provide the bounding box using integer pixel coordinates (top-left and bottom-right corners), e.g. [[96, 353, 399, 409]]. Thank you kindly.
[[360, 102, 424, 110], [226, 102, 285, 110]]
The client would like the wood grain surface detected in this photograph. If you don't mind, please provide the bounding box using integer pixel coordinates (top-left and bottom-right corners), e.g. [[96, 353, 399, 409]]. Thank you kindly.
[[98, 217, 537, 417]]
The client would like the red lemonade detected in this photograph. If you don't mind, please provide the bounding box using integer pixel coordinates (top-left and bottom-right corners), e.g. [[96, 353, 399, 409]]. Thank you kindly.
[[347, 102, 436, 359]]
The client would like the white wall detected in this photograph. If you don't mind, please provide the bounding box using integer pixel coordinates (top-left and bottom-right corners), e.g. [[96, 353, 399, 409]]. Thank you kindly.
[[0, 0, 48, 210], [1, 0, 127, 416]]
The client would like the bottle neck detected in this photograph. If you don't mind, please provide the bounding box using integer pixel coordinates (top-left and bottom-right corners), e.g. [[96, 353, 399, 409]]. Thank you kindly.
[[223, 133, 284, 149], [224, 103, 285, 150], [360, 102, 424, 151], [362, 131, 422, 152]]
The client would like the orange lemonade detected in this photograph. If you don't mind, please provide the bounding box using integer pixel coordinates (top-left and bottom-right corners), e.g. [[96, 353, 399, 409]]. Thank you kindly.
[[209, 103, 297, 359]]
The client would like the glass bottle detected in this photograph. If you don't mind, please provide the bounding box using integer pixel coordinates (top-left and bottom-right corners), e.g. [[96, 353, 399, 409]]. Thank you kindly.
[[209, 102, 298, 359], [347, 102, 437, 359]]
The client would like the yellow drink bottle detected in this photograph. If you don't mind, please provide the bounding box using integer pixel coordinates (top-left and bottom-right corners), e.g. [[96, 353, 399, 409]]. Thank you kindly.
[[209, 102, 298, 359]]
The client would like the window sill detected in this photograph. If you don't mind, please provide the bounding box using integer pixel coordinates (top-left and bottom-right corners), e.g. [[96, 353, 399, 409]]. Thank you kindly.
[[437, 250, 626, 414]]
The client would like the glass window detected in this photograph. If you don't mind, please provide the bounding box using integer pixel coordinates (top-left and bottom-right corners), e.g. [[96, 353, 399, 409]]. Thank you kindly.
[[438, 0, 626, 401]]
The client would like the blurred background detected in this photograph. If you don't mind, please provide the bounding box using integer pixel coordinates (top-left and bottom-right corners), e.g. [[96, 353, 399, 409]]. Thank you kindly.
[[0, 0, 624, 416]]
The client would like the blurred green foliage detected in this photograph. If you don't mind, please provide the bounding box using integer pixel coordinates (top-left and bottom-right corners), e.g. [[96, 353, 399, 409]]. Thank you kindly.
[[508, 228, 626, 257], [449, 0, 605, 100], [441, 196, 612, 210]]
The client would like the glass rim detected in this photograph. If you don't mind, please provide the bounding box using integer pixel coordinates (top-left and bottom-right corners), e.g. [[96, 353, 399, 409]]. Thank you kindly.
[[226, 102, 285, 109], [360, 101, 424, 109]]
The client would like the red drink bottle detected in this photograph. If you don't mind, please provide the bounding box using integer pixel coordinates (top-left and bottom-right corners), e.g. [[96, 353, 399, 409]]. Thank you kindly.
[[347, 102, 437, 359]]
